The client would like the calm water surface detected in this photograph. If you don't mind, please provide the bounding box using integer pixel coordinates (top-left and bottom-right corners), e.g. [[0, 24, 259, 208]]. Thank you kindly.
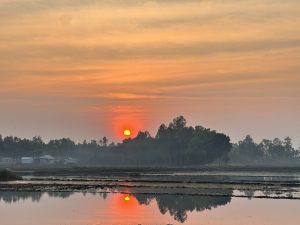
[[1, 191, 300, 225]]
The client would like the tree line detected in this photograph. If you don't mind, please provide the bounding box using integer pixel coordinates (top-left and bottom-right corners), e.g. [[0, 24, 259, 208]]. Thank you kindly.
[[230, 135, 300, 165], [0, 116, 299, 166]]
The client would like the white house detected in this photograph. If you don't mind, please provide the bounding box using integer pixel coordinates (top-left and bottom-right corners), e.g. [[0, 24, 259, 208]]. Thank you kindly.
[[39, 155, 56, 165], [0, 157, 14, 166], [21, 157, 34, 164], [64, 157, 78, 165]]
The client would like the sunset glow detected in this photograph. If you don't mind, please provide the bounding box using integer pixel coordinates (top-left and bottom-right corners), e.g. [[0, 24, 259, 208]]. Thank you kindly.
[[0, 1, 299, 224], [0, 0, 299, 142], [112, 194, 140, 216]]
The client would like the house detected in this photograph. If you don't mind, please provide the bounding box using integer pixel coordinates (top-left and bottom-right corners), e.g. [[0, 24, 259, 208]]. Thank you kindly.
[[64, 157, 78, 165], [0, 157, 14, 166], [39, 155, 56, 165], [21, 157, 34, 164]]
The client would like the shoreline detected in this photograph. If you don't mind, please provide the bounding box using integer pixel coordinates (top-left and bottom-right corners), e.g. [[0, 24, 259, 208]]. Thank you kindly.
[[4, 165, 300, 177]]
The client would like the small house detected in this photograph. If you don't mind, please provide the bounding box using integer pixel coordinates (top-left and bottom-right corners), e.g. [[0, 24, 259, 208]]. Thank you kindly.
[[21, 157, 34, 164], [39, 155, 56, 165], [64, 157, 78, 165], [0, 157, 14, 166]]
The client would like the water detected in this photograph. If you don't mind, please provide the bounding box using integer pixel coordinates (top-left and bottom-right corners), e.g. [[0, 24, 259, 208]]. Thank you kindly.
[[2, 170, 300, 224], [1, 191, 300, 225]]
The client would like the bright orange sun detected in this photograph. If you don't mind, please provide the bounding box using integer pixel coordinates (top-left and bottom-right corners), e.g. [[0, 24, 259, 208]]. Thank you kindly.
[[124, 196, 131, 201], [123, 129, 131, 137]]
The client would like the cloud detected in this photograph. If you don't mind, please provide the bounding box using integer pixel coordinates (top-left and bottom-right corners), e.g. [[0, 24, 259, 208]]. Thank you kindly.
[[2, 39, 300, 61]]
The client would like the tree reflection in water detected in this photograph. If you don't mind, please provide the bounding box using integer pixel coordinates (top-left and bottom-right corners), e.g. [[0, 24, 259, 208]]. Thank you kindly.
[[0, 189, 232, 223], [133, 191, 232, 223], [0, 191, 74, 204]]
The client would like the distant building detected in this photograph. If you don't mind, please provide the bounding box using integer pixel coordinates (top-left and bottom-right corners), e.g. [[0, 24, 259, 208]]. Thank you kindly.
[[39, 155, 56, 165], [21, 157, 34, 164], [64, 157, 78, 165], [0, 157, 14, 166]]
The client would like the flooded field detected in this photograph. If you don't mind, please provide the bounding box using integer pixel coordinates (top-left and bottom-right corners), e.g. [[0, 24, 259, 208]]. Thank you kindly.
[[1, 191, 300, 225], [1, 168, 300, 225]]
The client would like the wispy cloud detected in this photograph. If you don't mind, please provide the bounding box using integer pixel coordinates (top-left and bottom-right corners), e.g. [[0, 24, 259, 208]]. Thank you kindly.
[[0, 0, 300, 141], [2, 39, 300, 61]]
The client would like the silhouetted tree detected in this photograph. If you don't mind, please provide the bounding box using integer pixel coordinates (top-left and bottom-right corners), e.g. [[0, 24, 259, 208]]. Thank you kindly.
[[231, 136, 299, 165], [99, 136, 108, 147], [236, 135, 263, 162], [0, 116, 298, 167]]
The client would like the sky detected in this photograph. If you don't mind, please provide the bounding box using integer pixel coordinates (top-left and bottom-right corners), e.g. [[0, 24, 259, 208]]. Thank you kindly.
[[0, 0, 300, 144]]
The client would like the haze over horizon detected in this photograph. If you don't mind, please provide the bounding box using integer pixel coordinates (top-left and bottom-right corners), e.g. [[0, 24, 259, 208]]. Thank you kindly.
[[0, 0, 300, 144]]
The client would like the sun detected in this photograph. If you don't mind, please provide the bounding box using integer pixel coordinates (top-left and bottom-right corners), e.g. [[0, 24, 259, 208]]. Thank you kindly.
[[124, 196, 131, 201], [123, 129, 131, 137]]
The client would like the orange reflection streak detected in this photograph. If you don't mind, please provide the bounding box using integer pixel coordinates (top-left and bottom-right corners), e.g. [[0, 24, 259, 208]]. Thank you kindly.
[[112, 194, 140, 216], [124, 196, 131, 201]]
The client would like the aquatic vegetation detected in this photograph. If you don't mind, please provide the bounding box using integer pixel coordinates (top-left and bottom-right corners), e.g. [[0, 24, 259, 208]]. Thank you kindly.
[[0, 170, 22, 181]]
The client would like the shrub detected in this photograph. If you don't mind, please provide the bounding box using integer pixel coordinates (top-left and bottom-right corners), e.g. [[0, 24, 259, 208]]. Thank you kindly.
[[0, 169, 22, 181]]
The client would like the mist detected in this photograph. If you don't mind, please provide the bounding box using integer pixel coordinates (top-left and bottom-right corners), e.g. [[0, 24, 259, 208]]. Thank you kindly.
[[0, 116, 299, 168]]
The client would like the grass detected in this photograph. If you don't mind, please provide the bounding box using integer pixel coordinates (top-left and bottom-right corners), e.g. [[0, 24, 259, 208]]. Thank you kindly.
[[0, 169, 22, 181], [12, 165, 300, 178]]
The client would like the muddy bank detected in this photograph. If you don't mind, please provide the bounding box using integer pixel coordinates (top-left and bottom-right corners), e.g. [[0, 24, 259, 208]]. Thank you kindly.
[[2, 167, 300, 200], [1, 177, 300, 200]]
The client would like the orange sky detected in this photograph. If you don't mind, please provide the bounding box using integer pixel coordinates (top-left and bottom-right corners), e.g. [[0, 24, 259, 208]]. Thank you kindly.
[[0, 0, 300, 144]]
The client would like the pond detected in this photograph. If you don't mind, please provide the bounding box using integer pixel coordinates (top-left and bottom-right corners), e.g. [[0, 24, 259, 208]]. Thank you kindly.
[[1, 190, 300, 225]]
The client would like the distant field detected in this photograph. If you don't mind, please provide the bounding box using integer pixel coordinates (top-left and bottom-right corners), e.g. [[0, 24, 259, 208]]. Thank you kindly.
[[10, 165, 300, 177]]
